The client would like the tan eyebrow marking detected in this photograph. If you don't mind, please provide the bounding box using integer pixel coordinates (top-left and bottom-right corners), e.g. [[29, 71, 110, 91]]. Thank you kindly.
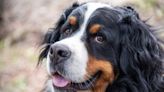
[[89, 24, 101, 34], [68, 16, 77, 26]]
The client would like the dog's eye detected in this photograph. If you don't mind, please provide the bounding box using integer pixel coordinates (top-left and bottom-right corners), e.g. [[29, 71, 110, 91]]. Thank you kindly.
[[94, 35, 104, 43], [63, 29, 72, 35]]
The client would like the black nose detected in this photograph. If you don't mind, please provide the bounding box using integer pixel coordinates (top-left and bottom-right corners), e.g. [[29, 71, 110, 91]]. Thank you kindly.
[[49, 44, 71, 63]]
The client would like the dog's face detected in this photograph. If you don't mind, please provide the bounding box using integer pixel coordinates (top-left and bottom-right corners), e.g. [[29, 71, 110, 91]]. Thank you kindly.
[[46, 3, 115, 90], [44, 3, 117, 91], [39, 2, 163, 92]]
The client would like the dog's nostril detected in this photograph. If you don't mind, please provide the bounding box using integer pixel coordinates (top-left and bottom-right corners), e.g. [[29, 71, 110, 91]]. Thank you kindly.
[[57, 50, 70, 57]]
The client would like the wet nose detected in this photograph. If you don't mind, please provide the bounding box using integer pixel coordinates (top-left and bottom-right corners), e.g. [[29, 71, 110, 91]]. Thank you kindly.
[[49, 44, 71, 63]]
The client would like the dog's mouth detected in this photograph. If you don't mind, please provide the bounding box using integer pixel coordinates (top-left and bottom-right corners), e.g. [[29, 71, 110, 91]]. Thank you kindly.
[[52, 73, 70, 88], [51, 72, 101, 90]]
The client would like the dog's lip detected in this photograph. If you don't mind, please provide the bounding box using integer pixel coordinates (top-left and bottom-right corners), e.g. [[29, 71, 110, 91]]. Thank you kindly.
[[51, 71, 101, 90]]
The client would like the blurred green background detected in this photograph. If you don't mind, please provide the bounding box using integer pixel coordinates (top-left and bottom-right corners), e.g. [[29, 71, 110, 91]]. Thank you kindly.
[[0, 0, 164, 92]]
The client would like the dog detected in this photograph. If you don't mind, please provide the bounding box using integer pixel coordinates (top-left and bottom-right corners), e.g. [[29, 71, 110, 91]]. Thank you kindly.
[[38, 2, 164, 92]]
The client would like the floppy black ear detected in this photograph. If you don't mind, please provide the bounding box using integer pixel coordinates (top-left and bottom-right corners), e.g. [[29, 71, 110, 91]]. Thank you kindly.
[[38, 3, 79, 65], [119, 11, 163, 74], [107, 7, 164, 92]]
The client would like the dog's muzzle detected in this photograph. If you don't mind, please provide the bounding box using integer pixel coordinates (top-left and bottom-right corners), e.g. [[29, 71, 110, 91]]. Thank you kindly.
[[48, 44, 73, 88]]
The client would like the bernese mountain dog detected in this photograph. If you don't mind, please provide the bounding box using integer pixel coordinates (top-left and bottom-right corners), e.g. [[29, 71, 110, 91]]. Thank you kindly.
[[38, 2, 164, 92]]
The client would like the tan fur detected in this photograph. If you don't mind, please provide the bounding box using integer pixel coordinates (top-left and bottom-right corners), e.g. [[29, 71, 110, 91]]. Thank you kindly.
[[89, 24, 101, 34], [86, 56, 115, 92], [69, 16, 77, 26]]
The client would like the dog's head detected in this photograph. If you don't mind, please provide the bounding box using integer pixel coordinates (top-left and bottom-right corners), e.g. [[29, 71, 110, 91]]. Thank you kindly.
[[39, 2, 164, 92]]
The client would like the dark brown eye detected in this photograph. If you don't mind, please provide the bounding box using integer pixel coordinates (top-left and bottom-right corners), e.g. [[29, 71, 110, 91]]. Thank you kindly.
[[64, 29, 72, 35], [94, 35, 104, 43]]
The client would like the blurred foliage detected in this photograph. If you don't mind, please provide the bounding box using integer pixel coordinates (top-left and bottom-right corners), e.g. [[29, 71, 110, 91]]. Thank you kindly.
[[0, 40, 4, 50], [135, 0, 164, 17]]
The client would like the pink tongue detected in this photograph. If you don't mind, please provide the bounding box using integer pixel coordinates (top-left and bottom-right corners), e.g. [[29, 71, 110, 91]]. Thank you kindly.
[[52, 74, 70, 87]]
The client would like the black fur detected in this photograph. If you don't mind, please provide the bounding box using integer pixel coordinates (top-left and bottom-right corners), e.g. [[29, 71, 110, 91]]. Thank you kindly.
[[39, 3, 164, 92], [105, 7, 164, 92]]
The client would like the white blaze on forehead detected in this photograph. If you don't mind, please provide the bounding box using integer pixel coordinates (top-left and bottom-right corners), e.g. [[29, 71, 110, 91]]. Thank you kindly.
[[77, 2, 112, 37]]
